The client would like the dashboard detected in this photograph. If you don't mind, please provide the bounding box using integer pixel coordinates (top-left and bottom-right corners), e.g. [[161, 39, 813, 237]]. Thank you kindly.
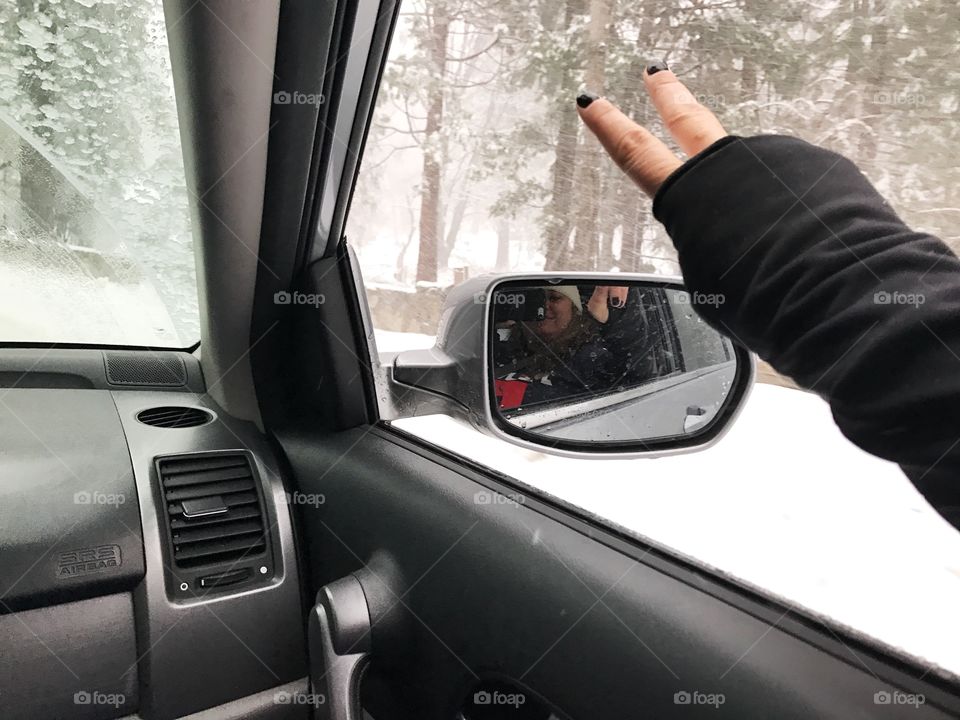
[[0, 348, 308, 720]]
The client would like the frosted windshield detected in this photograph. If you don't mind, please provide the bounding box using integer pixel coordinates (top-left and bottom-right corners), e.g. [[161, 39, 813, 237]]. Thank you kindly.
[[0, 1, 197, 346]]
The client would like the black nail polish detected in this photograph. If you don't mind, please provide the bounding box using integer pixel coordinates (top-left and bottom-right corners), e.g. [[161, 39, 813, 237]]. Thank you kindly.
[[646, 60, 669, 76], [576, 92, 598, 108]]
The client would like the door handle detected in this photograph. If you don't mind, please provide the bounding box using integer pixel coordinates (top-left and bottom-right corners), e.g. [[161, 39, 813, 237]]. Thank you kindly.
[[308, 574, 372, 720], [683, 405, 708, 433]]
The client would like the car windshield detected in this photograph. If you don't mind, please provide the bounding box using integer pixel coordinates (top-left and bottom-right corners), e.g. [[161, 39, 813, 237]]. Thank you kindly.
[[0, 1, 197, 347]]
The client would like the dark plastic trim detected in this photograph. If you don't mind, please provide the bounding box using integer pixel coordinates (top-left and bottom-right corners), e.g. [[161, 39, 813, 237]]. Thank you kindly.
[[373, 422, 960, 709], [113, 389, 306, 718], [0, 348, 204, 392], [0, 340, 197, 352], [316, 0, 402, 260]]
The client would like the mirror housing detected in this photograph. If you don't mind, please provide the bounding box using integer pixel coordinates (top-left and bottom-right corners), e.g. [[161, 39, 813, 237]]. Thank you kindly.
[[389, 273, 755, 458]]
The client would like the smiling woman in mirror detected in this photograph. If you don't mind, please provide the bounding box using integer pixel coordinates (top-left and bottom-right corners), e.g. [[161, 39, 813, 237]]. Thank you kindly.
[[485, 279, 739, 445], [494, 285, 615, 409]]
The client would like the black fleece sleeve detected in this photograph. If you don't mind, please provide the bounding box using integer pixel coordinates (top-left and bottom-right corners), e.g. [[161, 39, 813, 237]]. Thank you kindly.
[[652, 135, 960, 523]]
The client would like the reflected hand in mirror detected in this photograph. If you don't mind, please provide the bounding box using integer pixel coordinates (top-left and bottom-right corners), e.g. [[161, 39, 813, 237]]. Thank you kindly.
[[586, 285, 630, 323], [490, 281, 738, 446]]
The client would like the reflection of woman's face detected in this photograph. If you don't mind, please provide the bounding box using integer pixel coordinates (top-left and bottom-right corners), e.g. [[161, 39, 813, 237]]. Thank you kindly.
[[536, 291, 574, 340]]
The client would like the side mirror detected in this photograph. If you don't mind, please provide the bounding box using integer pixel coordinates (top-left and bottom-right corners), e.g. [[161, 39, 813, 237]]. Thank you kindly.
[[389, 274, 754, 458]]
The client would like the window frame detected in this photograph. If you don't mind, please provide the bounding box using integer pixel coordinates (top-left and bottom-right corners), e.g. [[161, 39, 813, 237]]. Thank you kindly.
[[325, 0, 960, 697]]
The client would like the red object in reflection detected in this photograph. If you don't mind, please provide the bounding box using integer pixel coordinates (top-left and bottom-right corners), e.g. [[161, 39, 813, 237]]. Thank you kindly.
[[495, 379, 528, 410]]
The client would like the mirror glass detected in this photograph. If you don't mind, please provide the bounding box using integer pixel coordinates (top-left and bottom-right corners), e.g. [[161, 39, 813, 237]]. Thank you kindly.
[[489, 281, 740, 446]]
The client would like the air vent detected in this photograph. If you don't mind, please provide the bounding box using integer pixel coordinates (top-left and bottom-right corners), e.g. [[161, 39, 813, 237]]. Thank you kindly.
[[137, 406, 213, 429], [155, 453, 272, 597]]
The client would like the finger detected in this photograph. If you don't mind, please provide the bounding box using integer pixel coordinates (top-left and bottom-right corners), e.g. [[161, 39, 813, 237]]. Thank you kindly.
[[610, 287, 628, 307], [644, 61, 727, 157], [576, 94, 682, 197]]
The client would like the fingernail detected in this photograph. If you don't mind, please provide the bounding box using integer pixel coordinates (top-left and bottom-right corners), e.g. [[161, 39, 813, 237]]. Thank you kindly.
[[576, 92, 599, 108], [646, 60, 669, 76]]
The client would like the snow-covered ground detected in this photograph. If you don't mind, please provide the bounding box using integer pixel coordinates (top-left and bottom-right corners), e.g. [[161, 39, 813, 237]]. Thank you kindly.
[[374, 329, 436, 353], [380, 327, 960, 680], [0, 262, 182, 346]]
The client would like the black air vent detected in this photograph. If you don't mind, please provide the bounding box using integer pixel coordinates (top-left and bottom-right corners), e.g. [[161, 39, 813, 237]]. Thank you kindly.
[[156, 454, 268, 572], [137, 406, 212, 429]]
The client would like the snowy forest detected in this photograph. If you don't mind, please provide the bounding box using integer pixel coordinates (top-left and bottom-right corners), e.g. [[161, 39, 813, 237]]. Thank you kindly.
[[0, 0, 194, 345], [0, 0, 957, 344], [348, 0, 960, 334]]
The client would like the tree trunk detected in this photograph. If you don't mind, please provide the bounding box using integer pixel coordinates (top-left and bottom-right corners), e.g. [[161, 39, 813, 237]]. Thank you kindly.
[[620, 192, 642, 271], [597, 163, 618, 269], [415, 2, 449, 283], [543, 0, 579, 270], [17, 0, 61, 237], [495, 217, 510, 271], [396, 197, 418, 284], [857, 0, 888, 167], [439, 195, 467, 270], [569, 0, 611, 270]]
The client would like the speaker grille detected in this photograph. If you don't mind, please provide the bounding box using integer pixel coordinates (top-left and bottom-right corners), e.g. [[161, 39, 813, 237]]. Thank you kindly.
[[105, 351, 186, 387]]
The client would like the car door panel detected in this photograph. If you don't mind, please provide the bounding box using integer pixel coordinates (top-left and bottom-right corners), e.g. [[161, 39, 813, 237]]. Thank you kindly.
[[281, 425, 956, 719]]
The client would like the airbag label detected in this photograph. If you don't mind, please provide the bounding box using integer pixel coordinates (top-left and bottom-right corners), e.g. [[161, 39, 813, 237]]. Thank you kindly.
[[56, 544, 122, 579]]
